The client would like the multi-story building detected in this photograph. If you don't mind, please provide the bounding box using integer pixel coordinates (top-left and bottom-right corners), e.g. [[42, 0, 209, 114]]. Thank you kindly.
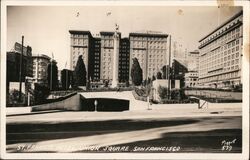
[[100, 31, 116, 81], [69, 30, 170, 86], [7, 43, 33, 82], [6, 43, 33, 106], [187, 50, 199, 71], [119, 38, 130, 82], [171, 59, 188, 88], [129, 32, 168, 81], [32, 54, 51, 85], [184, 71, 199, 88], [99, 31, 122, 83], [69, 30, 92, 80], [198, 11, 243, 88]]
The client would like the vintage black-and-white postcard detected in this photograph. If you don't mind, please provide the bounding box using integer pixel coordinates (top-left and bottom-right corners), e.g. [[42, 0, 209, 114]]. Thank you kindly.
[[1, 0, 249, 159]]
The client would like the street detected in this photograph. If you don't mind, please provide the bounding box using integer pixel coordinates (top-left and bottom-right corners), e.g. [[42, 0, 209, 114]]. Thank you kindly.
[[6, 103, 242, 153]]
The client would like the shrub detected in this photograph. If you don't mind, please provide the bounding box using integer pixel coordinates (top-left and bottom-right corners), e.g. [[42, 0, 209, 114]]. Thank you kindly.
[[33, 83, 50, 105], [158, 86, 168, 99]]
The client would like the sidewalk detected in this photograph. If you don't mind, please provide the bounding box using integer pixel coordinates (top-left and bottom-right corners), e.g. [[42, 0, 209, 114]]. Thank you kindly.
[[6, 103, 242, 124]]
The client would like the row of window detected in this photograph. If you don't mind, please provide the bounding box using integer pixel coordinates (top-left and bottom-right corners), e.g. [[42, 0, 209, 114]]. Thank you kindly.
[[130, 37, 167, 41], [185, 78, 198, 81], [73, 38, 88, 46], [199, 63, 240, 78], [200, 27, 241, 54], [199, 71, 239, 83], [71, 34, 88, 38]]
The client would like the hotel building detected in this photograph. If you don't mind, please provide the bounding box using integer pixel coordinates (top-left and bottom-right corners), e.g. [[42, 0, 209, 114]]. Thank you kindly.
[[129, 32, 168, 81], [69, 30, 92, 80], [69, 30, 169, 86], [198, 11, 243, 88]]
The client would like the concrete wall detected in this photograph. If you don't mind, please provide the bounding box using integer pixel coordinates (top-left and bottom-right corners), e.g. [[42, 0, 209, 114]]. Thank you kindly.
[[32, 94, 82, 111], [185, 90, 242, 100]]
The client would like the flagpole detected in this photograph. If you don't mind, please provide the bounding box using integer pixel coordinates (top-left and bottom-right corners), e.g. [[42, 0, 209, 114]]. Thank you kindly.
[[168, 35, 172, 99], [65, 61, 68, 90], [18, 36, 24, 102]]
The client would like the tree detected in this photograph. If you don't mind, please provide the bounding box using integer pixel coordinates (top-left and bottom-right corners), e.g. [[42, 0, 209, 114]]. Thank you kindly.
[[152, 75, 156, 81], [104, 80, 109, 88], [161, 65, 167, 79], [33, 83, 50, 105], [47, 61, 58, 91], [74, 55, 87, 87], [156, 72, 162, 79], [147, 77, 151, 85], [131, 58, 143, 86]]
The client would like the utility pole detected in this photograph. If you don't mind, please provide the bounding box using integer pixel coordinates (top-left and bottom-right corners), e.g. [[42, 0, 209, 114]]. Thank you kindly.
[[18, 36, 24, 102], [168, 35, 172, 99], [50, 52, 54, 91], [65, 61, 68, 90]]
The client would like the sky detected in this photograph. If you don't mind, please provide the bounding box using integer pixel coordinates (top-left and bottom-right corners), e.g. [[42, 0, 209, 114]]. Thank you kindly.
[[7, 6, 242, 70]]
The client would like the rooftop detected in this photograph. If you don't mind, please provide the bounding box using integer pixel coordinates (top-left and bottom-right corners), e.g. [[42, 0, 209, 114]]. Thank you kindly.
[[199, 10, 243, 42]]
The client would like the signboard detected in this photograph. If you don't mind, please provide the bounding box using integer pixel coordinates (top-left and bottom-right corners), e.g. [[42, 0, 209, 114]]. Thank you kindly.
[[14, 42, 27, 56]]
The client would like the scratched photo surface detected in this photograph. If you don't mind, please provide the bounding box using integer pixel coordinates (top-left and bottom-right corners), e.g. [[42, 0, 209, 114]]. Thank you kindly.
[[4, 4, 244, 155]]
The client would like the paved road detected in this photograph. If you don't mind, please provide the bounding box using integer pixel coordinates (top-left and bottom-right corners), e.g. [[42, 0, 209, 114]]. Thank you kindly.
[[6, 114, 241, 153]]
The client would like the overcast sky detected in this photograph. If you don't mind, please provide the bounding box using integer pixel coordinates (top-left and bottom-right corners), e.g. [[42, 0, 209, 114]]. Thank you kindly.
[[7, 6, 242, 70]]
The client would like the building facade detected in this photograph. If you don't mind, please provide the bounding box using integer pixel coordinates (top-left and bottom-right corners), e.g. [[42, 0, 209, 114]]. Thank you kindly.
[[69, 30, 170, 86], [69, 30, 92, 80], [7, 43, 33, 82], [129, 32, 168, 81], [198, 11, 243, 88], [100, 32, 119, 81], [184, 71, 198, 88], [187, 50, 199, 71], [171, 59, 188, 88], [32, 54, 51, 85]]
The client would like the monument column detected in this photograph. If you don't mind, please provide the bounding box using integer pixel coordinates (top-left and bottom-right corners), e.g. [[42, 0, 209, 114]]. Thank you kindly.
[[111, 24, 119, 88]]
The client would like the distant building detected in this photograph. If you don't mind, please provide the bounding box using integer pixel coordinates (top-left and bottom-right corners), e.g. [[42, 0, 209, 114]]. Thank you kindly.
[[69, 30, 92, 80], [171, 59, 188, 88], [198, 11, 243, 88], [184, 71, 199, 88], [187, 50, 199, 71], [61, 69, 73, 90], [32, 54, 51, 85], [100, 31, 121, 82], [7, 43, 33, 82], [129, 32, 168, 81], [69, 30, 170, 86], [6, 43, 33, 106]]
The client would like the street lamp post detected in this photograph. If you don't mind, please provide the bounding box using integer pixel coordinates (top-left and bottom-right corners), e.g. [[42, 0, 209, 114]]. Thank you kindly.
[[94, 100, 98, 112], [168, 35, 172, 99]]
